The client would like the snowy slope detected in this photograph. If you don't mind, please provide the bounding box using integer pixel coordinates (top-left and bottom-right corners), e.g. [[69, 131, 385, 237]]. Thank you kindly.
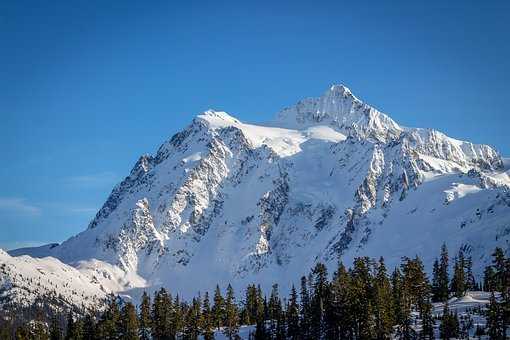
[[0, 250, 108, 310], [5, 84, 510, 305]]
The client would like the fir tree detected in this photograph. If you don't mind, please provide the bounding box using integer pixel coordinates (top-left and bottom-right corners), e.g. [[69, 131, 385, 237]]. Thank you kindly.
[[120, 302, 139, 340], [299, 276, 311, 339], [420, 299, 434, 340], [49, 315, 62, 340], [212, 285, 225, 330], [374, 257, 394, 340], [350, 257, 375, 339], [65, 312, 83, 340], [97, 295, 121, 340], [183, 297, 201, 340], [223, 284, 239, 340], [487, 291, 505, 340], [201, 292, 215, 340], [450, 249, 466, 298], [439, 302, 459, 340], [286, 286, 300, 340], [138, 291, 151, 340], [82, 313, 96, 340], [437, 243, 450, 302]]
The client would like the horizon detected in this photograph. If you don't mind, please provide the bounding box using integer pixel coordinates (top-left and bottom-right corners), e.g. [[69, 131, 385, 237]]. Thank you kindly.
[[2, 0, 509, 250]]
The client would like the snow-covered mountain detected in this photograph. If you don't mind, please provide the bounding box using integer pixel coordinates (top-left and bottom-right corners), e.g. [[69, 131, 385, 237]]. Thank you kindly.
[[4, 84, 510, 307]]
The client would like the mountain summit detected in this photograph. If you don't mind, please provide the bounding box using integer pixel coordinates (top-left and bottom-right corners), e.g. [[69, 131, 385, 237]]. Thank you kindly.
[[4, 85, 509, 305]]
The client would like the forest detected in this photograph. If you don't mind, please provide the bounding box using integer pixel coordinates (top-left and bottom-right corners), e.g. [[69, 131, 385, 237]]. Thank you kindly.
[[1, 245, 508, 340]]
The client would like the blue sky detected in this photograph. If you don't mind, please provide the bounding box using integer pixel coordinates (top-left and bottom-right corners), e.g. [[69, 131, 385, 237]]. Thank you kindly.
[[1, 0, 509, 250]]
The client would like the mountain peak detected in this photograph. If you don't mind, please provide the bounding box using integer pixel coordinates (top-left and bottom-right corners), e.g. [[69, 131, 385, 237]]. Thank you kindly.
[[273, 84, 401, 141], [196, 109, 241, 129]]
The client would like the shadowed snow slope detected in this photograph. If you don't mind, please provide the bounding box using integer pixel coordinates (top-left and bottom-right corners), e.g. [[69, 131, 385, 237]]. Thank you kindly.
[[5, 84, 509, 306]]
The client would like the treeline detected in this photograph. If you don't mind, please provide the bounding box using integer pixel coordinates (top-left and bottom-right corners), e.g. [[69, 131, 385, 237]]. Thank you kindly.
[[2, 245, 509, 340]]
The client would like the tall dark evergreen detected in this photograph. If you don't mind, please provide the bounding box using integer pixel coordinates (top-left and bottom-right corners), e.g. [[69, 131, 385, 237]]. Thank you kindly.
[[439, 302, 459, 339], [450, 249, 466, 298], [212, 285, 225, 331], [436, 243, 450, 302], [49, 315, 63, 340], [373, 257, 394, 340], [120, 302, 140, 340], [350, 257, 375, 339], [286, 286, 300, 340], [223, 284, 239, 340], [138, 292, 151, 340], [201, 292, 215, 340], [299, 275, 311, 339]]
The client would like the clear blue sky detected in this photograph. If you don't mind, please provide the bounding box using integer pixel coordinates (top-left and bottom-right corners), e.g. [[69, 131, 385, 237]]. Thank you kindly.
[[1, 0, 509, 250]]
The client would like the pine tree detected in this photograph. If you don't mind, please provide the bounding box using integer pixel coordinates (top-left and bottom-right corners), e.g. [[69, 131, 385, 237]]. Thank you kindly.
[[286, 286, 300, 340], [120, 302, 139, 340], [223, 284, 239, 340], [97, 295, 121, 339], [82, 313, 96, 340], [437, 243, 450, 302], [450, 249, 466, 298], [420, 299, 434, 340], [138, 292, 151, 340], [65, 312, 83, 340], [483, 265, 496, 292], [487, 291, 505, 340], [268, 283, 282, 337], [374, 257, 394, 340], [173, 295, 184, 336], [183, 297, 201, 340], [299, 276, 311, 339], [464, 256, 476, 291], [49, 315, 63, 340], [439, 302, 459, 340], [200, 292, 215, 340], [350, 257, 375, 340], [330, 262, 353, 339], [432, 258, 441, 302], [212, 285, 225, 330], [151, 288, 173, 340], [309, 263, 329, 339]]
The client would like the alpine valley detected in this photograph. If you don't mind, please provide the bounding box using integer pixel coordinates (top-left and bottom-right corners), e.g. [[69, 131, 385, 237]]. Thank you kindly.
[[2, 84, 510, 312]]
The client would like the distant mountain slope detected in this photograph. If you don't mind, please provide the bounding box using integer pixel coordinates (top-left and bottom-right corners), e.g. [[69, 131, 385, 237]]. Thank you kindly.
[[6, 85, 510, 304]]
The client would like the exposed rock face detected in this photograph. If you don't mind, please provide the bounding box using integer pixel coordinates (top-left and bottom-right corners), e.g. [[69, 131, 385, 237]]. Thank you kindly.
[[7, 85, 510, 301]]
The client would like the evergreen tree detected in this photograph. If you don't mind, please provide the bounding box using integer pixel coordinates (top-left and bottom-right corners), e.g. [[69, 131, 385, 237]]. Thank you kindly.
[[223, 284, 239, 340], [374, 257, 394, 340], [268, 283, 282, 337], [420, 299, 434, 340], [483, 266, 496, 292], [201, 292, 215, 340], [450, 249, 466, 298], [120, 302, 140, 340], [487, 291, 505, 339], [439, 302, 459, 340], [49, 315, 62, 340], [330, 262, 353, 339], [151, 288, 173, 340], [212, 285, 225, 330], [286, 286, 300, 340], [65, 312, 83, 340], [82, 313, 96, 340], [431, 258, 441, 302], [299, 276, 311, 339], [97, 295, 121, 340], [350, 257, 375, 339], [437, 243, 450, 302], [183, 297, 201, 340], [138, 292, 151, 340], [310, 262, 329, 339], [464, 256, 476, 291]]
